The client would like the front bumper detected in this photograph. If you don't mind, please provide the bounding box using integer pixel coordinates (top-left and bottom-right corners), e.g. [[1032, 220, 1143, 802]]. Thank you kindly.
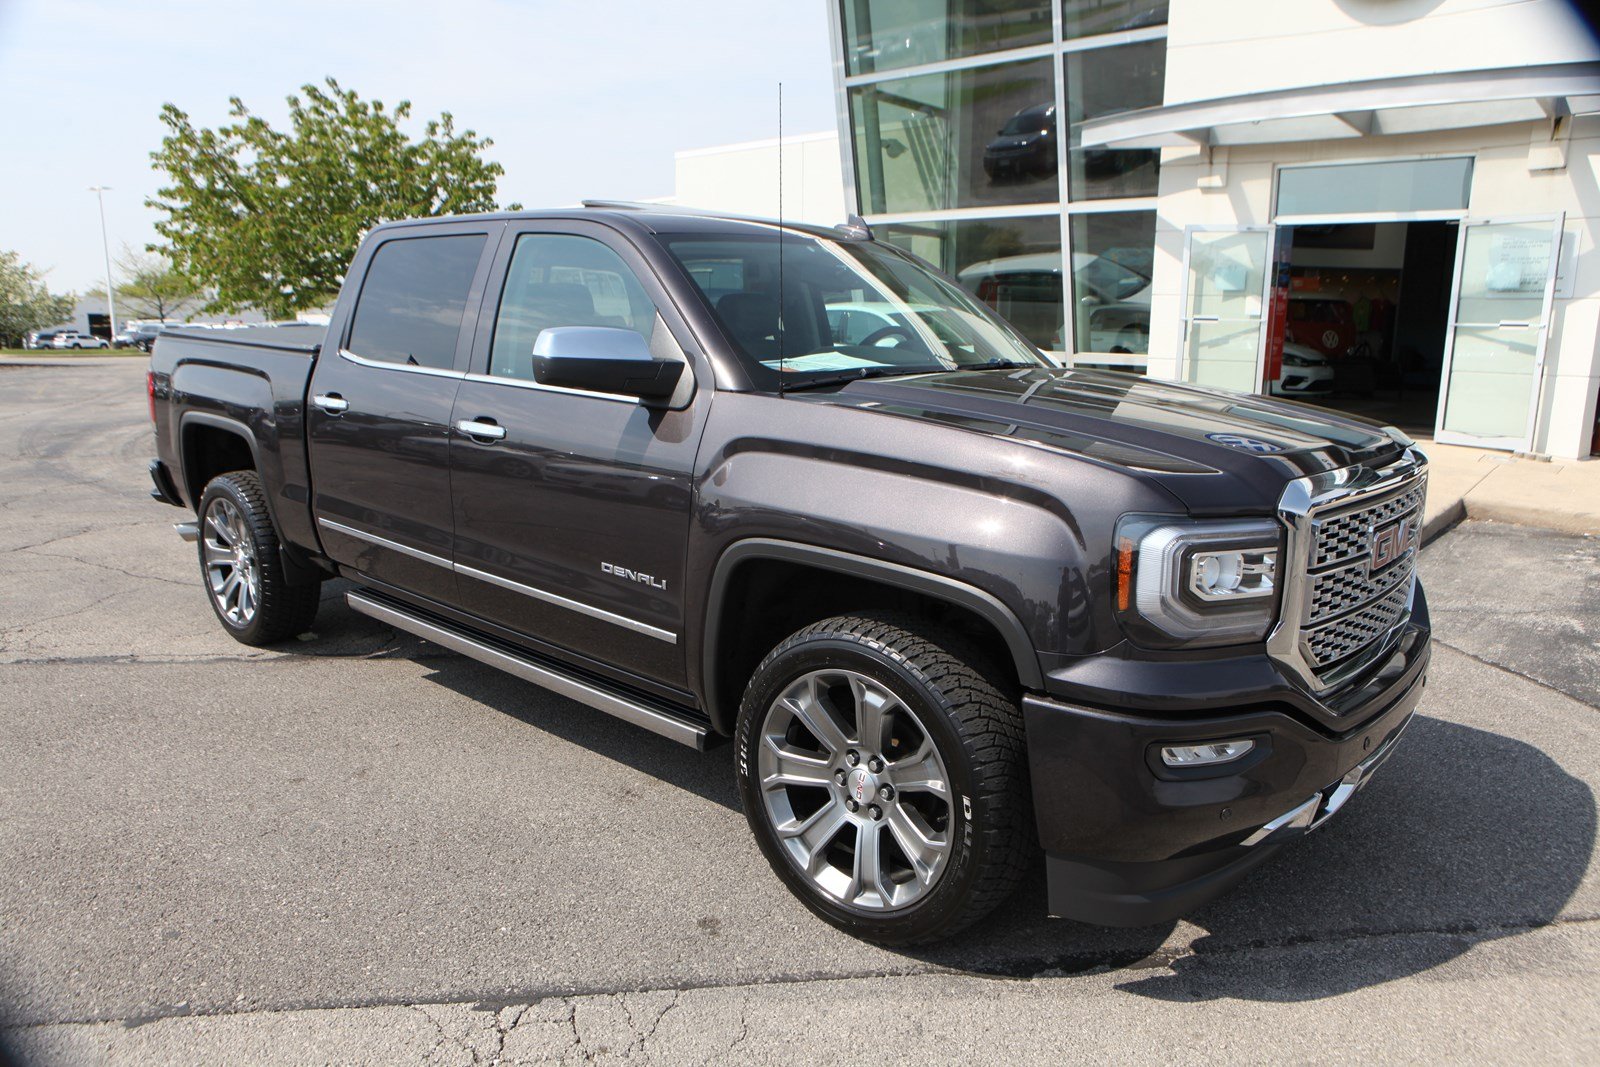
[[1025, 616, 1429, 927]]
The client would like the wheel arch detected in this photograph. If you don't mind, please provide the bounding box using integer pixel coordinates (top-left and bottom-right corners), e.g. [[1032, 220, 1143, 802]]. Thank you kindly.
[[179, 412, 262, 510], [702, 538, 1043, 736]]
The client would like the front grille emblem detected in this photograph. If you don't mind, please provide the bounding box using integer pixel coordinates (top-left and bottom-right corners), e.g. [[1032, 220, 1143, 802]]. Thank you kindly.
[[1369, 517, 1417, 573]]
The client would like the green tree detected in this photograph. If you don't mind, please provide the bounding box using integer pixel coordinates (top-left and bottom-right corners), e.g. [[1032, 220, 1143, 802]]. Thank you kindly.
[[86, 248, 202, 324], [148, 77, 514, 318], [0, 251, 75, 348]]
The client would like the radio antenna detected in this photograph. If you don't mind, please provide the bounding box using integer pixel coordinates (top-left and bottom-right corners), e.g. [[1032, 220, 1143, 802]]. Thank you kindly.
[[776, 81, 786, 393]]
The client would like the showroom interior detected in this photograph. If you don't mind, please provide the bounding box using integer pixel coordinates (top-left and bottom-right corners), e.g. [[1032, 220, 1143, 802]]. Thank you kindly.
[[830, 1, 1600, 458]]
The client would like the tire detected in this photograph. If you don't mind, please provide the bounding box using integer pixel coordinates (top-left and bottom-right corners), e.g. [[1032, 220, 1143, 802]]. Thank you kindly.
[[736, 611, 1033, 945], [196, 471, 321, 645]]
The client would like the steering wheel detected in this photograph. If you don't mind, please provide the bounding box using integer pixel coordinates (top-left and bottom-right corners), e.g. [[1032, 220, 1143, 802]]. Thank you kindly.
[[859, 325, 915, 348]]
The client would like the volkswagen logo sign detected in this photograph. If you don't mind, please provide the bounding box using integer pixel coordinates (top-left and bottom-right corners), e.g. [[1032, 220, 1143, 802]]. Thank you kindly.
[[1206, 432, 1282, 454]]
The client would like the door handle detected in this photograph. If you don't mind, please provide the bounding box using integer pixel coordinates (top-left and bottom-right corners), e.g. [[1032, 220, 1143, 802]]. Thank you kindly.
[[456, 418, 507, 441], [313, 393, 349, 414]]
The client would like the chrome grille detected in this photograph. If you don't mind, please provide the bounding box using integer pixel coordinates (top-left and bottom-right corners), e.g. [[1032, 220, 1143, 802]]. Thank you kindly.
[[1298, 471, 1427, 675]]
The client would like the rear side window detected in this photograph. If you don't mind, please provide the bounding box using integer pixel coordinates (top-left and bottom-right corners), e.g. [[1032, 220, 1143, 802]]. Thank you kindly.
[[347, 233, 486, 369]]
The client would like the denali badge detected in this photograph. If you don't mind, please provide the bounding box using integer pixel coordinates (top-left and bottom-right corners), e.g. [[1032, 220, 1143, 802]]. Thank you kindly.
[[1369, 517, 1417, 572], [601, 561, 667, 591]]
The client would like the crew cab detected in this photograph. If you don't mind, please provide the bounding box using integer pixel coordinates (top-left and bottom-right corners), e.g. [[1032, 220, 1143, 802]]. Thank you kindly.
[[147, 205, 1431, 945]]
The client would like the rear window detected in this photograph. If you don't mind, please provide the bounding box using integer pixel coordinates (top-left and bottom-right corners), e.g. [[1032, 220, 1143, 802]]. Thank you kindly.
[[347, 233, 486, 369]]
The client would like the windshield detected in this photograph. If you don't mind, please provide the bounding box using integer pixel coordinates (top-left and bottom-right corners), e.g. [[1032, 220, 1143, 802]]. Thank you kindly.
[[661, 232, 1048, 388]]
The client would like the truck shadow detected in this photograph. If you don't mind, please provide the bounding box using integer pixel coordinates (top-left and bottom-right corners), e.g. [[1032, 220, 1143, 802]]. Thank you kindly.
[[910, 714, 1596, 1001]]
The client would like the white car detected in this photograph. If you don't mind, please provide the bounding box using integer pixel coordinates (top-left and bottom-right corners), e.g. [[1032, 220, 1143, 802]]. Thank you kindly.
[[1270, 341, 1335, 397], [50, 332, 111, 350]]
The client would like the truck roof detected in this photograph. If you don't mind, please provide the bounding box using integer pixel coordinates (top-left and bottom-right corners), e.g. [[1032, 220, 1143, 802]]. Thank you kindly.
[[366, 204, 872, 243]]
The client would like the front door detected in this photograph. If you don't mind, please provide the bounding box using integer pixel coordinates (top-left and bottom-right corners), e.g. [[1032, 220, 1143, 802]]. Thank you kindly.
[[1436, 215, 1564, 452], [448, 223, 708, 692], [1180, 227, 1274, 393], [307, 223, 498, 602]]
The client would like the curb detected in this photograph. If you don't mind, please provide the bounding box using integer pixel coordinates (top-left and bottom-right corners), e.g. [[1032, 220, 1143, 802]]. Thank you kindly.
[[1420, 500, 1467, 547]]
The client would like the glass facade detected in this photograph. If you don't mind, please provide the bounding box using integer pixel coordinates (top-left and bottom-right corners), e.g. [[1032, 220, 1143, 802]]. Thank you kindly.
[[837, 1, 1166, 364], [841, 0, 1053, 76]]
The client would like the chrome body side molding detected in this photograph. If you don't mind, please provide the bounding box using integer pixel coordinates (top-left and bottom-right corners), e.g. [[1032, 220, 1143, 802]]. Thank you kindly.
[[346, 591, 706, 750]]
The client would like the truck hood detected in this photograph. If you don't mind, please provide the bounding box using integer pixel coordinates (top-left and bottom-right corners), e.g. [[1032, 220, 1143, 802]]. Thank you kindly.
[[816, 367, 1407, 515]]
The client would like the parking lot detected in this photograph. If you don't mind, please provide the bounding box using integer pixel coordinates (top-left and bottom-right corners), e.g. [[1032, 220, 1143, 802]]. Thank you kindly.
[[1, 359, 1597, 1064]]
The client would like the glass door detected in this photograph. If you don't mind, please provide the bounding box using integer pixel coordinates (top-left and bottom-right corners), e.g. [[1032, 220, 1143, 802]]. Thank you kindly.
[[1436, 216, 1563, 451], [1180, 227, 1273, 393]]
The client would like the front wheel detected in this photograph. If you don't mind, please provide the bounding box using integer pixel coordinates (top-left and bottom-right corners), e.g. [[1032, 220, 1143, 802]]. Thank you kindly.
[[736, 612, 1033, 945], [197, 471, 321, 645]]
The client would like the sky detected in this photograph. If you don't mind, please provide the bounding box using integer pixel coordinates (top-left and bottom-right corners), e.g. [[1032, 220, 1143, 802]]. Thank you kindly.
[[0, 0, 838, 293]]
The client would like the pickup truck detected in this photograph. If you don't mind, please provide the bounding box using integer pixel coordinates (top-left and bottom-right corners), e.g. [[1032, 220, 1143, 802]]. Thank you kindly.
[[147, 204, 1431, 945]]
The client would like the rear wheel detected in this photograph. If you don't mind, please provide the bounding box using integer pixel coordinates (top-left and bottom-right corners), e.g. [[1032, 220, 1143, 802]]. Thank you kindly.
[[736, 612, 1033, 945], [197, 471, 320, 645]]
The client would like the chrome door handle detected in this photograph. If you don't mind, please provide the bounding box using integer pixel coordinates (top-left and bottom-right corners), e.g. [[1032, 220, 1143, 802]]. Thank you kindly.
[[456, 418, 506, 441], [313, 393, 349, 414]]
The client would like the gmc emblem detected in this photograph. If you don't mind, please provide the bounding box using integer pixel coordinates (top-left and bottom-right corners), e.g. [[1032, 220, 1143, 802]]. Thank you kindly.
[[1370, 517, 1417, 572]]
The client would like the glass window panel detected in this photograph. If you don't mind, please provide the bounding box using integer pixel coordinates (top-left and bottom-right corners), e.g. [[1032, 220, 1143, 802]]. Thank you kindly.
[[1062, 0, 1168, 39], [1069, 211, 1154, 357], [1453, 220, 1555, 324], [347, 234, 485, 369], [879, 215, 1064, 349], [489, 234, 659, 381], [1276, 157, 1473, 217], [1065, 40, 1164, 201], [1182, 229, 1269, 391], [840, 0, 1052, 76], [1440, 326, 1539, 441], [851, 57, 1057, 214]]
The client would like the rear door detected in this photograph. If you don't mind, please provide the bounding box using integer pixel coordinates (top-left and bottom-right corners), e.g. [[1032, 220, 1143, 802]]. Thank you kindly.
[[308, 222, 500, 603], [448, 221, 709, 690]]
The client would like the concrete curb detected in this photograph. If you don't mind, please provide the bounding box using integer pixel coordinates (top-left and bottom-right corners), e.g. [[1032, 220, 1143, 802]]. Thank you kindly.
[[1420, 499, 1467, 546]]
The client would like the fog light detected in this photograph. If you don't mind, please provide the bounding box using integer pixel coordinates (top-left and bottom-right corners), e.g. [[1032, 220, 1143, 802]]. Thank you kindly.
[[1160, 739, 1255, 767]]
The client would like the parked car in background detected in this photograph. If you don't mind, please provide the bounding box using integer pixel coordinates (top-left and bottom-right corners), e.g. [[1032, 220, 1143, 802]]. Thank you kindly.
[[51, 331, 110, 350], [1270, 341, 1336, 397], [24, 329, 70, 350], [113, 323, 174, 352], [983, 103, 1057, 181], [148, 204, 1431, 946]]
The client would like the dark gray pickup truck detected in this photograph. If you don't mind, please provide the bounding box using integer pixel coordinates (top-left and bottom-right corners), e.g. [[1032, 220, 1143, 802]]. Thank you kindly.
[[147, 204, 1430, 945]]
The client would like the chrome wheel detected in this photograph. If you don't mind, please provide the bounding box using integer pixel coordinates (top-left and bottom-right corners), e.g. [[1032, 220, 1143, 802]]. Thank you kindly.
[[202, 497, 259, 626], [757, 668, 953, 912]]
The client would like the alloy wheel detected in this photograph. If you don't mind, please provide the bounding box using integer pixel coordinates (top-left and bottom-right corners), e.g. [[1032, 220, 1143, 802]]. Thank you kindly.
[[202, 496, 259, 626], [757, 668, 953, 912]]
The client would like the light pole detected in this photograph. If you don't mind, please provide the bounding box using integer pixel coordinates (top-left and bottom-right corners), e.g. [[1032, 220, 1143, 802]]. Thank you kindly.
[[88, 185, 117, 338]]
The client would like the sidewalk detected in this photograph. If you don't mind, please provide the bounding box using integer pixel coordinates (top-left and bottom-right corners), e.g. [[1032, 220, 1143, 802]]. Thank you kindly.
[[1420, 439, 1600, 541]]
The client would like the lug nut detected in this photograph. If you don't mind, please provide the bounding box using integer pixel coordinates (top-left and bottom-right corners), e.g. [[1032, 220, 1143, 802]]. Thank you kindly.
[[868, 804, 883, 821], [845, 750, 860, 766], [878, 784, 894, 801], [834, 769, 847, 786], [845, 798, 860, 813], [867, 757, 883, 773]]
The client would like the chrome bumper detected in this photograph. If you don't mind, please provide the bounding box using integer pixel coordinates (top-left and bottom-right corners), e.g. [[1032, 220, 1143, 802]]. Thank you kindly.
[[1241, 712, 1413, 848]]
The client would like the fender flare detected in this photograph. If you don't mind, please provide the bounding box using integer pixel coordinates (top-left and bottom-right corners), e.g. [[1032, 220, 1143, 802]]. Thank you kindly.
[[702, 538, 1044, 733]]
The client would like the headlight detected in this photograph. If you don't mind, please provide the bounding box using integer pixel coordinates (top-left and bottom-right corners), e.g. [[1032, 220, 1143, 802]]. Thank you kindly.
[[1282, 351, 1312, 367], [1115, 518, 1282, 647]]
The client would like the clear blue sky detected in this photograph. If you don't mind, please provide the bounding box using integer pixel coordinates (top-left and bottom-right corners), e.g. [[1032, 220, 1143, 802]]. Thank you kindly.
[[0, 0, 837, 292]]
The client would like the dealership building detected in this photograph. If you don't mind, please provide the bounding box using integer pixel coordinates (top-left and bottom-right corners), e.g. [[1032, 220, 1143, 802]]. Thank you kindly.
[[819, 0, 1600, 458]]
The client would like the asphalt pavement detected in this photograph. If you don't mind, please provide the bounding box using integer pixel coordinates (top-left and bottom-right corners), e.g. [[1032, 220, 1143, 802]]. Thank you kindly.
[[1, 361, 1596, 1064]]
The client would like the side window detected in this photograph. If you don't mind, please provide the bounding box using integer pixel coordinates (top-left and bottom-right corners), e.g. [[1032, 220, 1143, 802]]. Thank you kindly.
[[347, 233, 486, 369], [489, 233, 659, 381]]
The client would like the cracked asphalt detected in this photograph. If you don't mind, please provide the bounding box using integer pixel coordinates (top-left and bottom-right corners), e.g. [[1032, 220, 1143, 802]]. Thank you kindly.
[[1, 360, 1597, 1064]]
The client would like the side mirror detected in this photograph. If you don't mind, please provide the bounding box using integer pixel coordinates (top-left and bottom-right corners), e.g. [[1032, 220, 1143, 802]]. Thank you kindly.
[[530, 326, 684, 401]]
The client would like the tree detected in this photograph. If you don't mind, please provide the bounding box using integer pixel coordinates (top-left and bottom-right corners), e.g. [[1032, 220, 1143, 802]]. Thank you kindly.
[[148, 77, 515, 318], [86, 248, 202, 324], [0, 251, 75, 348]]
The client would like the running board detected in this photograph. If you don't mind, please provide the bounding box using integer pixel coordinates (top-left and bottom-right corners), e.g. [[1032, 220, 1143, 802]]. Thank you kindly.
[[346, 590, 709, 750]]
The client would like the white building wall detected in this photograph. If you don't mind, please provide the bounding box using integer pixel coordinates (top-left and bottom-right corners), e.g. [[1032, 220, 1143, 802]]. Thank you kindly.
[[672, 131, 847, 225], [1146, 0, 1600, 459], [1163, 0, 1598, 104]]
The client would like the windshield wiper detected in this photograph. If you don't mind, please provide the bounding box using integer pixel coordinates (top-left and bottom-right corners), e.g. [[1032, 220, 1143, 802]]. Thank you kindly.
[[779, 366, 934, 392]]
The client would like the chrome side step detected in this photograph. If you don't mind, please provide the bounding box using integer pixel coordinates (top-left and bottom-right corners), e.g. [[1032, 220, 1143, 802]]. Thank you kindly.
[[346, 590, 708, 750]]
